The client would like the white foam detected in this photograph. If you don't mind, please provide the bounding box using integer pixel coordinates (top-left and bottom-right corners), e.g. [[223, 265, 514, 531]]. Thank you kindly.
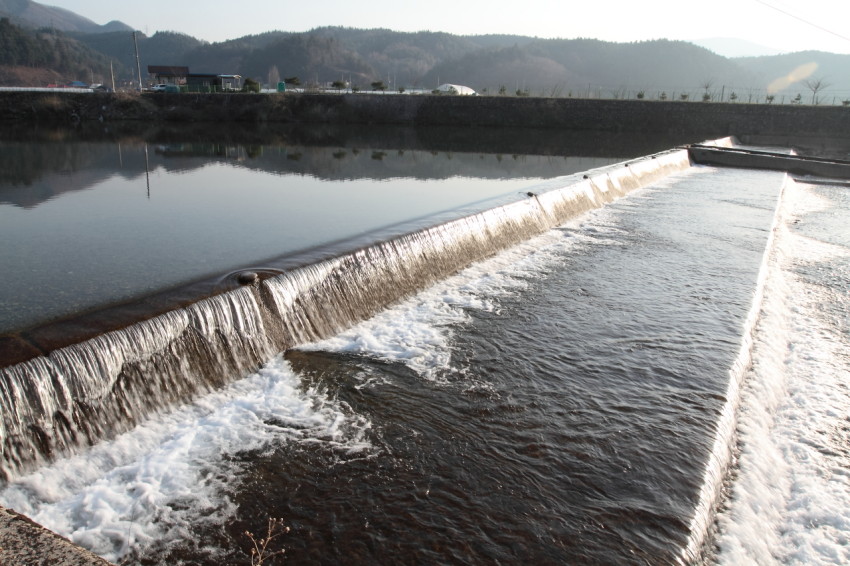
[[300, 195, 639, 380], [716, 180, 850, 565], [0, 356, 371, 562], [300, 169, 713, 380]]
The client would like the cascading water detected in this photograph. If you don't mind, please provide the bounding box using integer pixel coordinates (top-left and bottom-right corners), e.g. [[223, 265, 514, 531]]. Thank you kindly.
[[0, 287, 277, 479], [0, 148, 693, 482], [679, 173, 788, 564]]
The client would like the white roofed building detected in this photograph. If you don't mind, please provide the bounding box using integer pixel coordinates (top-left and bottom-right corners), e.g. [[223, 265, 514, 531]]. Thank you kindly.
[[435, 83, 478, 95]]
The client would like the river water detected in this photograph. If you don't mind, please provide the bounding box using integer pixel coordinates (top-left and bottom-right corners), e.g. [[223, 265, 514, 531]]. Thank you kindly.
[[0, 128, 847, 565]]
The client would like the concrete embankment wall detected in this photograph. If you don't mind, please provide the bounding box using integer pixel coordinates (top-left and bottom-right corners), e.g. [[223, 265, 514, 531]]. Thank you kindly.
[[3, 91, 850, 138]]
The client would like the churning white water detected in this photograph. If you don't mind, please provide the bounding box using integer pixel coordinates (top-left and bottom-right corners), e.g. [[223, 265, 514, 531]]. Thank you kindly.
[[716, 179, 850, 565], [0, 357, 372, 562]]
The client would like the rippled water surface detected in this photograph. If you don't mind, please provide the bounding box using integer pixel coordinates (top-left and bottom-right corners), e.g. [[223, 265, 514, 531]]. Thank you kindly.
[[1, 165, 797, 565]]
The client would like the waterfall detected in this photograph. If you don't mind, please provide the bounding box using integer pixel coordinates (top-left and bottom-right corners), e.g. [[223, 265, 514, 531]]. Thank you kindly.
[[0, 148, 692, 481]]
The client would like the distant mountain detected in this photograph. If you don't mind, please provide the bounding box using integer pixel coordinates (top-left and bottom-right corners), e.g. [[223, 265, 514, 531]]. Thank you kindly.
[[75, 27, 763, 96], [4, 7, 850, 103], [693, 37, 782, 58], [0, 0, 132, 33], [420, 39, 756, 96]]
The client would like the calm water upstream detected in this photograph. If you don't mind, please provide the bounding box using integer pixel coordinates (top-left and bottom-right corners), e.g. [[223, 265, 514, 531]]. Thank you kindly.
[[0, 128, 628, 334], [0, 127, 846, 565]]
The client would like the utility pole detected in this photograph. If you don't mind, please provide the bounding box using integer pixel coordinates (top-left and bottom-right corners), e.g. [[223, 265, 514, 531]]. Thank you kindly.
[[133, 32, 143, 91]]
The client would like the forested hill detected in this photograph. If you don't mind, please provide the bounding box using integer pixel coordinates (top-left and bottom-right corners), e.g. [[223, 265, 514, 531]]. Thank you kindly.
[[419, 38, 755, 96], [74, 26, 850, 99], [0, 0, 130, 33], [3, 15, 850, 101], [736, 51, 850, 102], [124, 27, 758, 96], [0, 17, 114, 86]]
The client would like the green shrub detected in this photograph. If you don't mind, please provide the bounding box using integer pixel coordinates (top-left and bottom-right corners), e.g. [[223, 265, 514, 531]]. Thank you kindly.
[[242, 78, 260, 93]]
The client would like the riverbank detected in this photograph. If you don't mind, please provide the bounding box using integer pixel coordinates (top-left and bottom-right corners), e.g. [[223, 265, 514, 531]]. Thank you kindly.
[[3, 91, 850, 138]]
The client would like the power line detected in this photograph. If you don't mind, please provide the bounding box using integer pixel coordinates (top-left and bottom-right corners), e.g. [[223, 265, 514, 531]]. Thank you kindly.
[[754, 0, 850, 45]]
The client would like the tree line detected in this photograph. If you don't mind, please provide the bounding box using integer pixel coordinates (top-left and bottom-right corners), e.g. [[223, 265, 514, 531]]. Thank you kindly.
[[0, 18, 114, 83]]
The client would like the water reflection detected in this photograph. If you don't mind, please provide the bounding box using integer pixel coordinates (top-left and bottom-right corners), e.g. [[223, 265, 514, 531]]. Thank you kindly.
[[0, 123, 696, 336], [0, 138, 668, 210]]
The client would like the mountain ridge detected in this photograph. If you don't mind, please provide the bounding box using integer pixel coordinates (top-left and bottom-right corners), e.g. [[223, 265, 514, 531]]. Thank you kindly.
[[3, 2, 849, 101], [0, 0, 132, 34]]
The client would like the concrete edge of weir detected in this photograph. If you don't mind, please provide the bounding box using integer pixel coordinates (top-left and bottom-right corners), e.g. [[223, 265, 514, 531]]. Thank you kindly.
[[0, 505, 113, 566]]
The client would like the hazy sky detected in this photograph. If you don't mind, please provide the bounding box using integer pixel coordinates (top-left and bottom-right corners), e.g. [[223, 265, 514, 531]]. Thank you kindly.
[[45, 0, 850, 54]]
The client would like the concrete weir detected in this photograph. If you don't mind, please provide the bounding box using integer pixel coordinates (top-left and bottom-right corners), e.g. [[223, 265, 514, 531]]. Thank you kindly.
[[689, 144, 850, 179], [0, 138, 736, 563], [0, 506, 110, 565]]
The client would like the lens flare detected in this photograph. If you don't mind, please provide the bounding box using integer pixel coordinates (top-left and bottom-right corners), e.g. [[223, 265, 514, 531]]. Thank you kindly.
[[768, 62, 818, 94]]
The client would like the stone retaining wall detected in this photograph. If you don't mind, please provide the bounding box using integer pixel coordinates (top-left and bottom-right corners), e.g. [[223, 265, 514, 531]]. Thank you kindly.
[[2, 91, 850, 138]]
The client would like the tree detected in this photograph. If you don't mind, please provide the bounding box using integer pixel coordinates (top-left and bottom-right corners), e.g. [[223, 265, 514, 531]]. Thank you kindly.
[[803, 77, 830, 105], [331, 79, 346, 90], [284, 76, 301, 86], [242, 77, 260, 93], [371, 80, 387, 91], [700, 78, 714, 102]]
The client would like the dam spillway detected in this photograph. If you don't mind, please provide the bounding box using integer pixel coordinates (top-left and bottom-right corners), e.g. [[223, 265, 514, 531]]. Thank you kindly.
[[0, 129, 847, 565]]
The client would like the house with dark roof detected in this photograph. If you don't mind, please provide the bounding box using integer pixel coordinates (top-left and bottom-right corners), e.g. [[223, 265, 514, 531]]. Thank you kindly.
[[147, 66, 242, 92], [186, 73, 242, 92], [148, 66, 189, 85]]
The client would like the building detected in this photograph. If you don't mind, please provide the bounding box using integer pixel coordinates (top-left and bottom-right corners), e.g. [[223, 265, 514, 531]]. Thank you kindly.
[[435, 83, 478, 96], [147, 66, 242, 92], [148, 66, 189, 85], [186, 73, 242, 92]]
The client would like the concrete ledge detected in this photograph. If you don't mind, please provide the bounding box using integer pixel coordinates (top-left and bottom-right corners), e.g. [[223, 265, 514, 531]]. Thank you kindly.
[[689, 144, 850, 178], [0, 506, 112, 566]]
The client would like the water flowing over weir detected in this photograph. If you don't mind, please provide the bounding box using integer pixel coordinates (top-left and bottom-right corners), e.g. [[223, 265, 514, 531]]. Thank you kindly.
[[0, 146, 697, 482]]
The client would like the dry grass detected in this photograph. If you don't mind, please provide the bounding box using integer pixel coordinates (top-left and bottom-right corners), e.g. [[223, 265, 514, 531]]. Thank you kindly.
[[244, 517, 290, 565]]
